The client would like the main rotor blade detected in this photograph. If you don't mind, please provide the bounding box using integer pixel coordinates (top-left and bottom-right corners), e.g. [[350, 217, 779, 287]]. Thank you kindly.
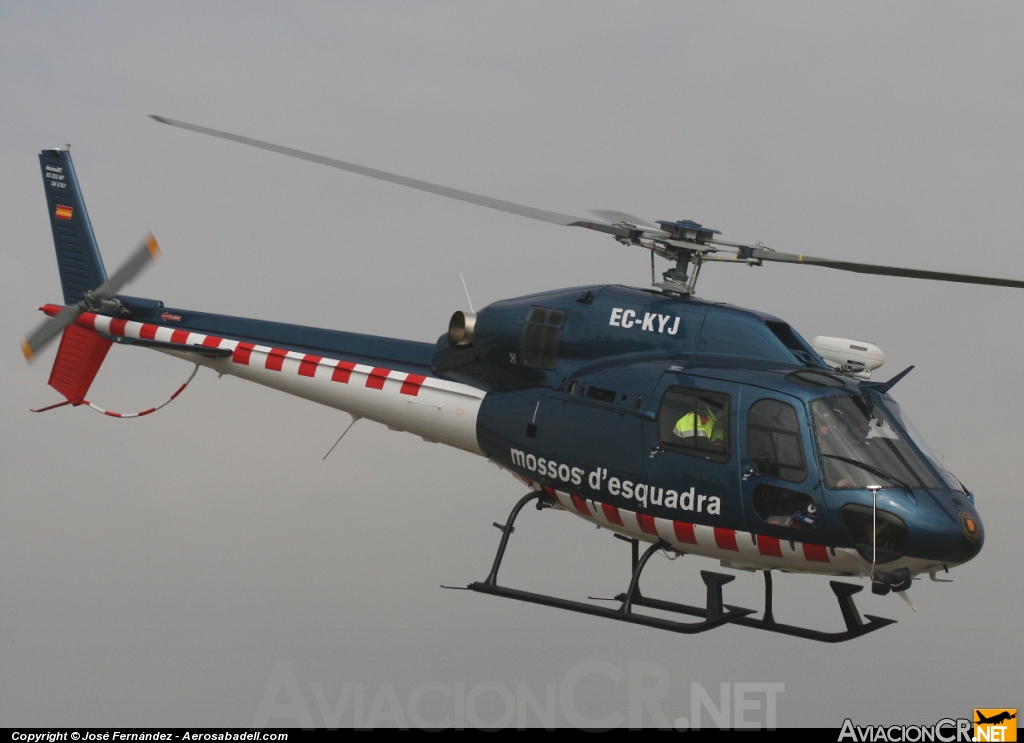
[[588, 209, 657, 228], [150, 116, 631, 239], [22, 303, 83, 361], [91, 233, 160, 300], [749, 248, 1024, 288]]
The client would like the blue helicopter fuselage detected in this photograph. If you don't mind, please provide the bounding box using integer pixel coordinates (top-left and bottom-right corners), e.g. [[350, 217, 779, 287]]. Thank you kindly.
[[431, 284, 983, 577]]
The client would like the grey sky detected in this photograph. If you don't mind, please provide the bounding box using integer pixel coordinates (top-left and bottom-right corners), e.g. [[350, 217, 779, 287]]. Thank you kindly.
[[2, 1, 1022, 728]]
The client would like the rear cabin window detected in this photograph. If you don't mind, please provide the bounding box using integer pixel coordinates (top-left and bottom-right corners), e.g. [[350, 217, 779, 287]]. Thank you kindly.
[[519, 307, 566, 370], [658, 387, 731, 463], [747, 399, 807, 483]]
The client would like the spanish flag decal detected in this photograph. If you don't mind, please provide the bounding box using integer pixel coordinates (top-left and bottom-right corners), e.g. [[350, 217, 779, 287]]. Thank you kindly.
[[55, 204, 73, 221]]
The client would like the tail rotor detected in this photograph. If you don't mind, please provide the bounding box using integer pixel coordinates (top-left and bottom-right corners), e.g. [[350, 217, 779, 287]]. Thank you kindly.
[[22, 233, 160, 361]]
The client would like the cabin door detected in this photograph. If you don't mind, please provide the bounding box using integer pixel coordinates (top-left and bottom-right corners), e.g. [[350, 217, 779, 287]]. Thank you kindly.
[[642, 373, 743, 528], [737, 392, 836, 548]]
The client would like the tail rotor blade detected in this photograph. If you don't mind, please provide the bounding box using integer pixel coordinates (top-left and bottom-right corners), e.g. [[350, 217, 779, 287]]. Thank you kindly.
[[22, 303, 84, 362], [91, 233, 160, 300], [22, 233, 159, 362]]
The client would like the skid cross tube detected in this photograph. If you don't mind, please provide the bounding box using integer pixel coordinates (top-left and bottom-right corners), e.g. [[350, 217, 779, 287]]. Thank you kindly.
[[466, 494, 753, 635], [619, 569, 896, 643]]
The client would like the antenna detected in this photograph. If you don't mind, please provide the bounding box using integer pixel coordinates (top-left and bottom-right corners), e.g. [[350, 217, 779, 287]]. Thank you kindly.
[[323, 415, 360, 460], [896, 590, 917, 612], [459, 272, 475, 314], [868, 485, 881, 580]]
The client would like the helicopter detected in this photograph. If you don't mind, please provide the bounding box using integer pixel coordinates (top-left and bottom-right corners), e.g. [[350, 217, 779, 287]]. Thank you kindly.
[[22, 117, 1023, 643]]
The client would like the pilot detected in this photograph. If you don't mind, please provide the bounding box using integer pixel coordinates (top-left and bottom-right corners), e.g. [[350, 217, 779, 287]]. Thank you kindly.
[[674, 407, 724, 446], [816, 404, 872, 488]]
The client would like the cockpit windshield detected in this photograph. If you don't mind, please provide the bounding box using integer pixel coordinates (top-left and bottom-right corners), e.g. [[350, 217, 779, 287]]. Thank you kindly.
[[810, 396, 940, 490], [883, 397, 964, 492]]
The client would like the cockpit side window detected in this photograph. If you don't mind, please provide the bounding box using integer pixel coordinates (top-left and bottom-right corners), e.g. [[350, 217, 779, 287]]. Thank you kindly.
[[519, 307, 566, 370], [658, 386, 731, 463], [748, 399, 807, 483]]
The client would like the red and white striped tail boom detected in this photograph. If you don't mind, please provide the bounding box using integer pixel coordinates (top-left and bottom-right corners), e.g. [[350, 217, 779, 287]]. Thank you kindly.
[[39, 304, 485, 454]]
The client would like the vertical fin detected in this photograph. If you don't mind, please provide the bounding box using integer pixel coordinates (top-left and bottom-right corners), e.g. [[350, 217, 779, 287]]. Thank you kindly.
[[47, 325, 112, 403], [39, 149, 108, 305]]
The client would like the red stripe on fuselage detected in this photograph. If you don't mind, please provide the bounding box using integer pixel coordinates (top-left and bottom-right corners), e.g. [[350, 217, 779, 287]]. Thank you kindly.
[[140, 324, 158, 340], [673, 521, 697, 545], [108, 318, 127, 336], [233, 342, 255, 365], [803, 543, 830, 562], [570, 494, 589, 516], [202, 336, 223, 348], [757, 535, 784, 558], [298, 355, 322, 377], [714, 528, 739, 552], [170, 329, 190, 345], [266, 348, 288, 371], [637, 513, 658, 536], [331, 361, 356, 383], [400, 374, 426, 396], [366, 367, 389, 389], [601, 503, 624, 526]]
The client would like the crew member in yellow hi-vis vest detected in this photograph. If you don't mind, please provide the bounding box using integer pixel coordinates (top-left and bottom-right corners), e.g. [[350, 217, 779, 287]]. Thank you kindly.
[[674, 408, 724, 444]]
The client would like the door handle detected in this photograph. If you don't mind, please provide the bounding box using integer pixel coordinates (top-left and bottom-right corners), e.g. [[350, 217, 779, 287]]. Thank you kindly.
[[742, 465, 759, 481]]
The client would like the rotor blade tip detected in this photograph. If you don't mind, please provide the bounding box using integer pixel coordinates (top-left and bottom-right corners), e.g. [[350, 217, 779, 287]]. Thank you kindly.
[[150, 115, 168, 124], [21, 339, 34, 362], [145, 234, 161, 257]]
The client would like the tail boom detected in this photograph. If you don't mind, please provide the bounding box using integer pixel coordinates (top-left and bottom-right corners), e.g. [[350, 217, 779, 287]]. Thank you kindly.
[[39, 304, 485, 454]]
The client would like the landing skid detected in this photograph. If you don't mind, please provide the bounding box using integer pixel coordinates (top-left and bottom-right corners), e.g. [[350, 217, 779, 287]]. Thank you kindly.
[[461, 492, 752, 634], [456, 492, 896, 642], [615, 545, 896, 643]]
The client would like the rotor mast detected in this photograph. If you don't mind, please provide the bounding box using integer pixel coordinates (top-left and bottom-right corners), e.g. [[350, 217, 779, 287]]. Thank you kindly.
[[612, 218, 729, 296]]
